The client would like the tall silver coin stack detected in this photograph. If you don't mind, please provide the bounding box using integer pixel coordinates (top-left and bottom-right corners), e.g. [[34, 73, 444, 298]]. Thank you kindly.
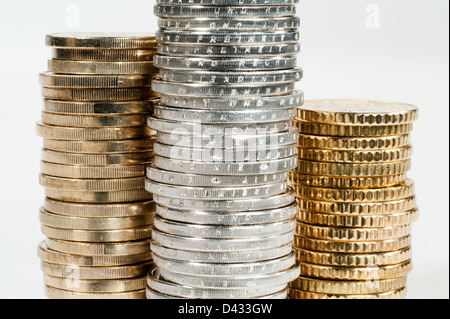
[[146, 0, 304, 299], [36, 33, 158, 299]]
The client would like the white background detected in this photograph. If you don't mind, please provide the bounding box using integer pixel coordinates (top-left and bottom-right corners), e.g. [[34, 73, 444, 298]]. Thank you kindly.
[[0, 0, 448, 299]]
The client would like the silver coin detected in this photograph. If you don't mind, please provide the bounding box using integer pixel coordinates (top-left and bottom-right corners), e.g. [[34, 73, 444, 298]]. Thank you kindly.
[[158, 43, 300, 57], [153, 104, 296, 123], [158, 68, 303, 84], [154, 5, 296, 18], [152, 79, 296, 97], [146, 180, 287, 200], [156, 202, 298, 225], [150, 241, 293, 263], [147, 165, 290, 187], [155, 127, 299, 148], [157, 17, 300, 31], [156, 30, 299, 45], [154, 216, 296, 238], [147, 267, 288, 298], [159, 90, 304, 109], [157, 264, 300, 288], [151, 228, 294, 252], [153, 253, 296, 277], [156, 0, 299, 5], [153, 155, 298, 175], [153, 142, 297, 162], [148, 117, 290, 134], [153, 190, 295, 212], [154, 55, 297, 71]]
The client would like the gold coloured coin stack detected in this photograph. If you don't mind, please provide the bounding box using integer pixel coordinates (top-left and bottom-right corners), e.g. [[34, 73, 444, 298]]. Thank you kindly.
[[36, 33, 158, 299], [289, 99, 419, 299]]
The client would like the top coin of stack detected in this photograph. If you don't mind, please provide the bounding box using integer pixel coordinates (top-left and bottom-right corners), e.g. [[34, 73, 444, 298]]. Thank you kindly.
[[146, 0, 303, 299], [36, 33, 159, 299], [289, 99, 419, 299]]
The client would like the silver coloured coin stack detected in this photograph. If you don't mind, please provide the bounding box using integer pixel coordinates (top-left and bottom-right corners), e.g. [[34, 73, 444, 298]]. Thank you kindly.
[[146, 0, 304, 299]]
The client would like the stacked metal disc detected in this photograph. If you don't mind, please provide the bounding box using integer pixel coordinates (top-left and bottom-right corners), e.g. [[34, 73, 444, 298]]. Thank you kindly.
[[288, 99, 419, 299], [36, 33, 158, 299], [146, 0, 303, 299]]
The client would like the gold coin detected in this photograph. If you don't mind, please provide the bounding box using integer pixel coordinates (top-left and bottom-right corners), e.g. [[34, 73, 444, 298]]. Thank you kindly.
[[289, 172, 407, 189], [41, 149, 153, 166], [289, 276, 407, 294], [299, 260, 413, 280], [41, 161, 146, 179], [297, 209, 419, 228], [293, 179, 415, 202], [288, 287, 406, 299], [43, 138, 154, 154], [39, 207, 154, 230], [44, 285, 146, 299], [48, 59, 157, 75], [297, 146, 412, 163], [295, 159, 411, 177], [41, 87, 155, 102], [296, 222, 412, 241], [298, 99, 418, 125], [297, 134, 411, 150], [38, 241, 151, 266], [292, 119, 413, 137], [44, 275, 147, 293], [41, 225, 152, 242], [36, 122, 152, 141], [44, 238, 151, 256], [41, 261, 152, 280], [43, 100, 154, 115], [44, 198, 156, 218], [52, 48, 156, 61], [294, 236, 412, 253], [44, 188, 152, 203], [39, 175, 146, 191], [296, 247, 412, 267], [46, 33, 157, 49], [39, 72, 153, 88], [41, 112, 148, 128], [297, 196, 417, 215]]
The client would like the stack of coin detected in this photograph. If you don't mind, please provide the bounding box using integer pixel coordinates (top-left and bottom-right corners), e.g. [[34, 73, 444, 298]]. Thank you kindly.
[[36, 33, 159, 299], [146, 0, 303, 299], [289, 99, 419, 299]]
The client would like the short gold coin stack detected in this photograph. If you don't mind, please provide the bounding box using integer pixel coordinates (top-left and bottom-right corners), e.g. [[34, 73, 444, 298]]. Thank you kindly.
[[289, 99, 419, 299], [36, 33, 158, 299]]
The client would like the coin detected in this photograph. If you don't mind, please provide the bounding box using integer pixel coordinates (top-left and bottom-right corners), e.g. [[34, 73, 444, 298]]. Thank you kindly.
[[298, 99, 419, 125], [158, 43, 300, 57], [296, 247, 412, 267], [155, 0, 299, 5], [40, 162, 147, 179], [46, 33, 157, 49], [41, 87, 155, 101], [37, 122, 152, 140], [44, 285, 146, 299], [41, 112, 148, 128], [294, 236, 412, 254], [297, 134, 411, 150], [43, 100, 153, 115], [154, 5, 296, 18], [158, 68, 303, 84], [154, 55, 297, 71], [41, 225, 152, 242], [156, 30, 300, 45], [289, 287, 407, 299], [44, 188, 152, 203], [39, 72, 153, 88], [52, 48, 155, 61], [48, 60, 157, 75], [157, 16, 300, 31], [299, 260, 413, 280], [43, 138, 154, 154], [39, 207, 154, 230]]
